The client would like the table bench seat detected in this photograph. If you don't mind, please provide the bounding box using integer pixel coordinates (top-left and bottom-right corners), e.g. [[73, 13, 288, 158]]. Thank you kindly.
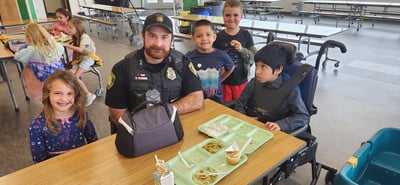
[[243, 5, 283, 20], [74, 14, 118, 39], [297, 11, 349, 26]]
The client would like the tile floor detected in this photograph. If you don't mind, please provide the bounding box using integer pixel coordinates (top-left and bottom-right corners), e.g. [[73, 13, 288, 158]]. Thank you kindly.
[[0, 12, 399, 185]]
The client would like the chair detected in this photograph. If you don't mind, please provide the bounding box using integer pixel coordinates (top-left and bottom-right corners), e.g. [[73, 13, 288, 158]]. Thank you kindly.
[[262, 41, 347, 185]]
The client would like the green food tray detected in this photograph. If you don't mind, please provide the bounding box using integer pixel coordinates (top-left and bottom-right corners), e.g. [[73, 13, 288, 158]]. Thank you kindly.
[[166, 138, 248, 185], [198, 114, 273, 154]]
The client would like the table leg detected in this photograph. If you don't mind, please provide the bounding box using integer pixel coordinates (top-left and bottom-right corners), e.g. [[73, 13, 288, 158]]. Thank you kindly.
[[0, 60, 20, 112], [16, 62, 30, 100]]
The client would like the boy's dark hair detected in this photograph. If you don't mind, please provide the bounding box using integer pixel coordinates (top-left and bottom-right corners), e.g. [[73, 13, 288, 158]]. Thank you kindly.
[[254, 44, 294, 73], [191, 19, 215, 35], [223, 0, 243, 12], [55, 8, 72, 20]]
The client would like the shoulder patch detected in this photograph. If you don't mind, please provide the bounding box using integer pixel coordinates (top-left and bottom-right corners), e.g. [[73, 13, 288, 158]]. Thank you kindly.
[[188, 62, 198, 78], [107, 72, 116, 90]]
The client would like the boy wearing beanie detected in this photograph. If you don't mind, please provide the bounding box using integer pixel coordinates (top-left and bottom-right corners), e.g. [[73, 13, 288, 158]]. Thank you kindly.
[[234, 43, 310, 132]]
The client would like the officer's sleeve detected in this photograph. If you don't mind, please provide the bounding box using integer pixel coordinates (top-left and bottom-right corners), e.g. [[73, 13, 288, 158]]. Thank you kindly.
[[105, 62, 130, 109], [180, 57, 203, 96]]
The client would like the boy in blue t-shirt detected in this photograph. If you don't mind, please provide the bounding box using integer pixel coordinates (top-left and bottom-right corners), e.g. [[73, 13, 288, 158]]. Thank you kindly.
[[187, 19, 235, 103]]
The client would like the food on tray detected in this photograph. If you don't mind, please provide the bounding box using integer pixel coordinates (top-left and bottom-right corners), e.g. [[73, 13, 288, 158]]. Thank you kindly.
[[192, 167, 217, 185], [204, 124, 228, 137], [225, 151, 240, 165], [225, 142, 240, 165], [201, 141, 225, 154]]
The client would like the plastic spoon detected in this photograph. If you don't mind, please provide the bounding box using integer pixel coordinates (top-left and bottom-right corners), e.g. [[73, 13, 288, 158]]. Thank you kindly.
[[178, 151, 195, 168], [196, 172, 228, 179], [238, 137, 252, 156]]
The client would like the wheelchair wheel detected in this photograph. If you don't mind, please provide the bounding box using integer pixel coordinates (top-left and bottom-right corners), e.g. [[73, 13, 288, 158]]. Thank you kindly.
[[334, 62, 340, 68], [95, 89, 103, 96], [325, 170, 336, 184]]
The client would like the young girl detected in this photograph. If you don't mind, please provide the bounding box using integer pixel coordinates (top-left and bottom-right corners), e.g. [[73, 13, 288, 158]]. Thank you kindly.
[[62, 18, 103, 106], [14, 23, 65, 103], [29, 70, 98, 163], [47, 8, 71, 36]]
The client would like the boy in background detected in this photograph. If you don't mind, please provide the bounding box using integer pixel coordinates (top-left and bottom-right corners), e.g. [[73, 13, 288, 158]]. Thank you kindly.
[[214, 0, 257, 102], [187, 19, 235, 103]]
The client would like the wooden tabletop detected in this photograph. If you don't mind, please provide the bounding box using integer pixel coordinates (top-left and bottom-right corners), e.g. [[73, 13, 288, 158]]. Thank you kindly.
[[0, 34, 25, 59], [0, 99, 305, 185], [0, 18, 56, 28], [81, 4, 144, 14]]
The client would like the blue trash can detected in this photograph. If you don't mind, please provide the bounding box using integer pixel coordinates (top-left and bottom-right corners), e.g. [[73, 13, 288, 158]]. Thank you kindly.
[[204, 1, 224, 16], [190, 6, 212, 15]]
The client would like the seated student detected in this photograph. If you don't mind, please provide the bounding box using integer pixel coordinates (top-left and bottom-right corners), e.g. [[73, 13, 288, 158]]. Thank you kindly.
[[14, 23, 65, 103], [186, 19, 235, 103], [62, 18, 103, 106], [234, 44, 310, 132], [46, 8, 71, 36]]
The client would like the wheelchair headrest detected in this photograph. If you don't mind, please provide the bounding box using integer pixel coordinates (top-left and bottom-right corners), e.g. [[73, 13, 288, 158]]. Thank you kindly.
[[284, 62, 318, 115]]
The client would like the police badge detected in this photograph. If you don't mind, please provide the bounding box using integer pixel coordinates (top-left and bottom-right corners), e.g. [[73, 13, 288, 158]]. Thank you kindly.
[[167, 67, 176, 80]]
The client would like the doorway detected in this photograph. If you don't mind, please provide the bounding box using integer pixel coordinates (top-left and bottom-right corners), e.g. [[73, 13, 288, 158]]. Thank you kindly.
[[43, 0, 71, 17]]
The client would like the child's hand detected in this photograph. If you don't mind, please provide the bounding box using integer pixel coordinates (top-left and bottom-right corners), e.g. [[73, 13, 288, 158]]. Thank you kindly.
[[61, 42, 70, 47], [265, 122, 281, 131], [230, 40, 242, 51]]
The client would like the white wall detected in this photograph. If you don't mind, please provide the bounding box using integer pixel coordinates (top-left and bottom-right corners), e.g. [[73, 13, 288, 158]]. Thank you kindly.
[[70, 0, 95, 15], [33, 0, 47, 19]]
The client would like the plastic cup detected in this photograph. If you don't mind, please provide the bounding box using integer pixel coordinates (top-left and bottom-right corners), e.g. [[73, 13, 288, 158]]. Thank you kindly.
[[225, 151, 240, 165]]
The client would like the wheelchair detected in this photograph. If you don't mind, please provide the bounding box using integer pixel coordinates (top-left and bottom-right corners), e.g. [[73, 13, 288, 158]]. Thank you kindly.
[[261, 40, 347, 185]]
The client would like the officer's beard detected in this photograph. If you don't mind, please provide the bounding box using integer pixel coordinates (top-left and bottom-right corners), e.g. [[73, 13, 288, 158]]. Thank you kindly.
[[144, 44, 170, 62]]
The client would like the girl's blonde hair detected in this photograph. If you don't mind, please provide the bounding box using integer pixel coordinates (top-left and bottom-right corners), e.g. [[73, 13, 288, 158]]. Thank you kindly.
[[41, 70, 87, 134], [25, 23, 60, 64]]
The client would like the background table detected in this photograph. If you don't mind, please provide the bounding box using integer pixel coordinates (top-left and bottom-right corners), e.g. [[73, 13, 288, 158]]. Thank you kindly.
[[0, 99, 305, 184], [0, 34, 29, 112]]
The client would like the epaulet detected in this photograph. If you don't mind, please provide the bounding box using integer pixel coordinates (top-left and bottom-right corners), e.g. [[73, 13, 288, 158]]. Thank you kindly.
[[169, 49, 184, 74]]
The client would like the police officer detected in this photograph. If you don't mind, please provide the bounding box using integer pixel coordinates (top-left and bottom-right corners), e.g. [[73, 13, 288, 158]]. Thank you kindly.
[[105, 13, 204, 133]]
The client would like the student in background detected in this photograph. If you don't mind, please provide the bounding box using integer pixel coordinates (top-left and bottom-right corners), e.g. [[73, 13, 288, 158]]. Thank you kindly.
[[234, 44, 309, 132], [62, 18, 102, 106], [213, 0, 257, 103], [14, 23, 65, 103], [186, 19, 234, 103], [47, 8, 71, 36], [29, 70, 98, 163]]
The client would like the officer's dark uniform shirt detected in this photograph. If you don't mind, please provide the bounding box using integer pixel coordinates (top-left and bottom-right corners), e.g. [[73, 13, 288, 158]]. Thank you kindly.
[[105, 48, 202, 111], [234, 74, 309, 131]]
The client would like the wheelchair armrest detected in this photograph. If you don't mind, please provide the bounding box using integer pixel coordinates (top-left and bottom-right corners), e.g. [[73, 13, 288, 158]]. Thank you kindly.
[[287, 124, 309, 137]]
